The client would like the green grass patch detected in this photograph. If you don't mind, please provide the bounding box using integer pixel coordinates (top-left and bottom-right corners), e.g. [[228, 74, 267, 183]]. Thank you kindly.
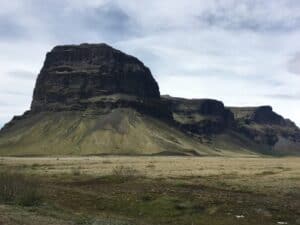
[[0, 171, 42, 206]]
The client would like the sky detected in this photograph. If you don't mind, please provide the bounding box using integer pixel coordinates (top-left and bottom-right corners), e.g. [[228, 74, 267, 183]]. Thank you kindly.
[[0, 0, 300, 127]]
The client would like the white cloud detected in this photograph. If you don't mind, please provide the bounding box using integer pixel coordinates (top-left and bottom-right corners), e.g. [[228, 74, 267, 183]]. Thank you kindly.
[[0, 0, 300, 127]]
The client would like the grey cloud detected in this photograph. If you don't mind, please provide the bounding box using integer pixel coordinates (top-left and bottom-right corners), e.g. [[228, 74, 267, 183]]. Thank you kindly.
[[265, 94, 300, 100], [198, 13, 300, 32], [3, 0, 300, 45], [247, 75, 283, 87], [17, 1, 140, 44], [162, 67, 283, 87], [82, 3, 139, 41], [197, 1, 300, 32], [288, 52, 300, 75], [0, 16, 27, 41], [0, 0, 300, 126]]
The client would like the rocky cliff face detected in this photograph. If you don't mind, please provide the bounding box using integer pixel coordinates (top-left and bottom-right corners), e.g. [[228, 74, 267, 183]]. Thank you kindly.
[[163, 96, 300, 154], [30, 43, 170, 117], [1, 43, 172, 134], [0, 43, 299, 156], [230, 106, 300, 152], [230, 106, 293, 126], [163, 96, 234, 136]]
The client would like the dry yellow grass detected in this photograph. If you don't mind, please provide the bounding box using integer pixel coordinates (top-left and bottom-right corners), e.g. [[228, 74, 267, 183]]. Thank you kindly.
[[0, 156, 300, 225], [1, 156, 299, 195]]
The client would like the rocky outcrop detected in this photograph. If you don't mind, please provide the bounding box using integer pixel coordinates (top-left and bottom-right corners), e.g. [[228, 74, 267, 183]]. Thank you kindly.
[[229, 106, 292, 126], [229, 106, 300, 150], [162, 96, 234, 136], [30, 43, 170, 118]]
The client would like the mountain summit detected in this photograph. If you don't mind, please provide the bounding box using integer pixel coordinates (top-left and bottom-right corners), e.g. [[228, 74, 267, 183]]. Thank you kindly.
[[30, 43, 169, 118], [32, 43, 159, 110], [0, 43, 299, 156]]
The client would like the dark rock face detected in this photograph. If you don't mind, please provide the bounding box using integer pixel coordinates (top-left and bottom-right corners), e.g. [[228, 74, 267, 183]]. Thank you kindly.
[[31, 43, 161, 112], [229, 106, 300, 147], [1, 42, 299, 156], [251, 106, 285, 125], [229, 106, 295, 126], [163, 96, 234, 135], [230, 106, 287, 126], [236, 124, 279, 146]]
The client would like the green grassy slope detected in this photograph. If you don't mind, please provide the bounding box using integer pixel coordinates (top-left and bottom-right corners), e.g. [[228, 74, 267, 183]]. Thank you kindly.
[[0, 108, 224, 156]]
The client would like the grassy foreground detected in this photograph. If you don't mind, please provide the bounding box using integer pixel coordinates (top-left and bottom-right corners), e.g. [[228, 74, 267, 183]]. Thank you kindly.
[[0, 156, 299, 225]]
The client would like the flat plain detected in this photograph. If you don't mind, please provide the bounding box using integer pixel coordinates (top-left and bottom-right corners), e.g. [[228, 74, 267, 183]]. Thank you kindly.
[[0, 156, 299, 225]]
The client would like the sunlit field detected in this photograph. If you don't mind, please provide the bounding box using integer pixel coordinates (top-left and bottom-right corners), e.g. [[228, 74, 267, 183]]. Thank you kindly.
[[0, 156, 299, 225]]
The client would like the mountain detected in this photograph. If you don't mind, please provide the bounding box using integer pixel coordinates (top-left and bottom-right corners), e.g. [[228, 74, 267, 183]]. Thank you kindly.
[[163, 96, 300, 155], [0, 43, 299, 156], [162, 96, 234, 135], [0, 44, 210, 156], [229, 106, 300, 155], [30, 43, 169, 118]]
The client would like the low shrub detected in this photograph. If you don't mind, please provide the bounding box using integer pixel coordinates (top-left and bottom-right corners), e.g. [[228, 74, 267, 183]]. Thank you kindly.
[[112, 165, 140, 182], [0, 171, 42, 206], [71, 167, 82, 176], [102, 160, 113, 164]]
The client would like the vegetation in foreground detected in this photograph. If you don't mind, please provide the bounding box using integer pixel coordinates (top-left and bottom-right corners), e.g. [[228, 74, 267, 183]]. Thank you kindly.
[[0, 171, 42, 207], [0, 156, 299, 225]]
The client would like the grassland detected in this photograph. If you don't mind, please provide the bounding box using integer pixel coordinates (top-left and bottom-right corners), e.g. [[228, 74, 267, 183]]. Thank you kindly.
[[0, 156, 299, 225], [0, 110, 268, 157]]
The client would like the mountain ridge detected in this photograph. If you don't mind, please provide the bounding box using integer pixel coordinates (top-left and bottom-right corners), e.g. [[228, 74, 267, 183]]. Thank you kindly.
[[0, 43, 299, 156]]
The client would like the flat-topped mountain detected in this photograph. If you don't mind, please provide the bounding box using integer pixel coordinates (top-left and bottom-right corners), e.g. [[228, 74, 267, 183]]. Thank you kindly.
[[30, 43, 170, 118], [32, 43, 159, 111], [0, 43, 299, 156]]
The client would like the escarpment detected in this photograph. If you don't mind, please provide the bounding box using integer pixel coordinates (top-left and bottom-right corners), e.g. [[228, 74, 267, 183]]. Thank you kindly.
[[162, 96, 234, 135], [30, 43, 170, 119], [0, 43, 299, 156], [230, 106, 300, 154]]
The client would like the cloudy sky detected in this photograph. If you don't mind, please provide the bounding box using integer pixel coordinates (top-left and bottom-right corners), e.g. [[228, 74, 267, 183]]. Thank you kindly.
[[0, 0, 300, 127]]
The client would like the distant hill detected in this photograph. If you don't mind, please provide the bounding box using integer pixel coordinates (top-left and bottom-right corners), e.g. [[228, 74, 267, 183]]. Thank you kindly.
[[0, 43, 299, 156]]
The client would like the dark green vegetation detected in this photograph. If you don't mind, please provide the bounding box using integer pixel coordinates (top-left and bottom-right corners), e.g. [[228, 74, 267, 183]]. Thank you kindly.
[[0, 163, 299, 225], [0, 43, 299, 156], [0, 172, 41, 207]]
